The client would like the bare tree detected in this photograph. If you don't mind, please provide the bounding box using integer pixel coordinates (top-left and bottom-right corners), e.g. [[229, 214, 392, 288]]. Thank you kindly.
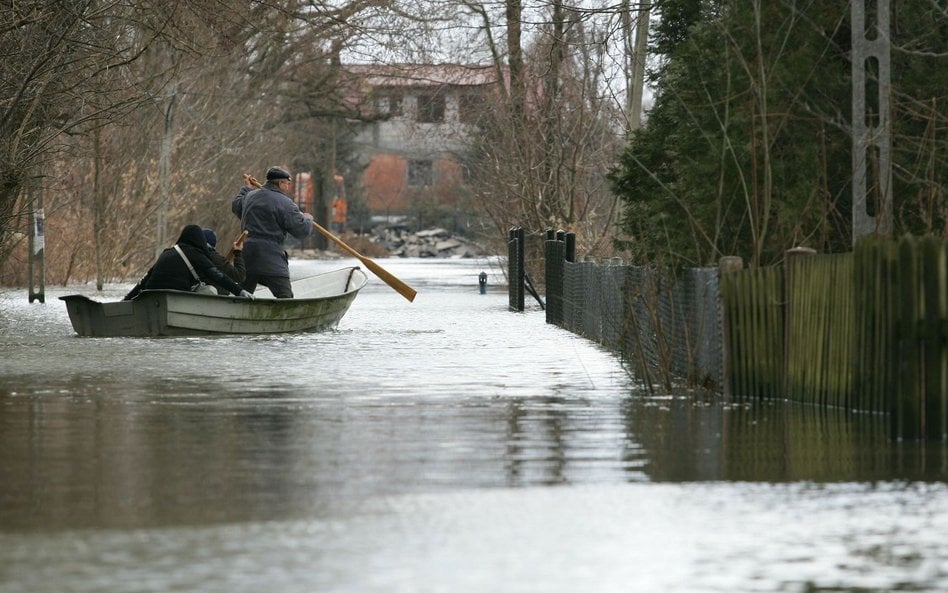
[[1, 0, 642, 285], [0, 0, 399, 283], [460, 1, 624, 265], [0, 1, 171, 267]]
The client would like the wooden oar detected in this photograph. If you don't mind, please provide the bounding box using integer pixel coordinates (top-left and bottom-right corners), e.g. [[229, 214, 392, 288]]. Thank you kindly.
[[243, 174, 417, 302], [225, 230, 249, 263], [311, 220, 417, 302]]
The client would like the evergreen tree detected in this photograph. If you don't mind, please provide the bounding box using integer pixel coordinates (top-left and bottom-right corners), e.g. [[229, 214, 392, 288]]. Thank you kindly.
[[611, 1, 946, 268]]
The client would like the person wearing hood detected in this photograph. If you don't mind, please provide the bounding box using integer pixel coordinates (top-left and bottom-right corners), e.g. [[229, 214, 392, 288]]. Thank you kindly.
[[124, 224, 253, 301], [231, 166, 313, 298]]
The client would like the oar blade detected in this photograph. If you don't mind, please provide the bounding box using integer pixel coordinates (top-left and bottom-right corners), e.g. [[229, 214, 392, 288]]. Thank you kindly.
[[313, 222, 417, 302], [361, 256, 417, 302]]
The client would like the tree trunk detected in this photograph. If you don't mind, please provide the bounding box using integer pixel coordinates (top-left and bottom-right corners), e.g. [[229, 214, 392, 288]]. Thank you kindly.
[[506, 0, 524, 118], [156, 88, 176, 259], [544, 0, 567, 222], [94, 127, 104, 291]]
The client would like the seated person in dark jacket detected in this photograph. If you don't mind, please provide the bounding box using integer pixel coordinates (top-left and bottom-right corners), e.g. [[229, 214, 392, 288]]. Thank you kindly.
[[203, 228, 246, 294], [124, 224, 253, 300]]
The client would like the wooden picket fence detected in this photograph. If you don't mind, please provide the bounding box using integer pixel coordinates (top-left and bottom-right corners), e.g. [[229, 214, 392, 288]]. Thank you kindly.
[[854, 235, 948, 440], [721, 236, 948, 441], [720, 265, 785, 401], [533, 230, 948, 441]]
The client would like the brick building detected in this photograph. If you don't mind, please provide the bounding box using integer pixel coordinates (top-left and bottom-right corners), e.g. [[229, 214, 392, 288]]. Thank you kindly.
[[344, 64, 498, 225]]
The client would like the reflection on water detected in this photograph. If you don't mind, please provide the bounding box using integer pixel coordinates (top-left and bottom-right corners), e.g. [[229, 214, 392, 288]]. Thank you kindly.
[[1, 257, 947, 592], [625, 395, 948, 483]]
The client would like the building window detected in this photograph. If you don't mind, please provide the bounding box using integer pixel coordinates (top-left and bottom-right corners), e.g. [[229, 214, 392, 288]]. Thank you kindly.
[[407, 160, 433, 187], [458, 93, 484, 124], [376, 92, 402, 116], [416, 93, 445, 123]]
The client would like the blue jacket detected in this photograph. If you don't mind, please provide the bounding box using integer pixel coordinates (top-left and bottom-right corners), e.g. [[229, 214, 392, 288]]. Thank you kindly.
[[231, 182, 313, 277]]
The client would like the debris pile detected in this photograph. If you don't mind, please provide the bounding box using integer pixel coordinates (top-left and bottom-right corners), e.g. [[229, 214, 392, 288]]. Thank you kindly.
[[371, 227, 490, 258]]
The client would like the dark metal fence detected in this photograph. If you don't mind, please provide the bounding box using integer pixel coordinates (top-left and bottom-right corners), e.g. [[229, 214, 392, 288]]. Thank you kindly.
[[519, 229, 948, 441], [507, 228, 524, 312], [541, 232, 724, 394]]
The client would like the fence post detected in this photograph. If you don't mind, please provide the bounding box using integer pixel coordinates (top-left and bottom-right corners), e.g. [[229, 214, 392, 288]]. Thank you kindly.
[[919, 236, 946, 440], [26, 179, 46, 303], [518, 227, 526, 310], [508, 227, 525, 312], [719, 256, 743, 401], [545, 230, 565, 325], [895, 236, 922, 440], [508, 228, 515, 310], [28, 206, 46, 305], [784, 247, 817, 402]]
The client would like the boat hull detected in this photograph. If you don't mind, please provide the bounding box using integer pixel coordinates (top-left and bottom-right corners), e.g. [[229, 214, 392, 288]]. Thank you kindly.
[[60, 267, 367, 337]]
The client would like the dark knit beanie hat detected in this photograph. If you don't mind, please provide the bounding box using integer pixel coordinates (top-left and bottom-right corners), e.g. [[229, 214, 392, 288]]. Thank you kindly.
[[265, 166, 291, 181], [202, 228, 217, 249]]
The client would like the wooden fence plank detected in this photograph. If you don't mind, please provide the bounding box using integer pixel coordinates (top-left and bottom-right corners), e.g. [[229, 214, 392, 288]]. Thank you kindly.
[[896, 236, 921, 440], [921, 237, 947, 440]]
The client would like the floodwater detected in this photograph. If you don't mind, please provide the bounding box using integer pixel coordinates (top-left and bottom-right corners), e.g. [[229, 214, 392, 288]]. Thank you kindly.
[[1, 257, 947, 593]]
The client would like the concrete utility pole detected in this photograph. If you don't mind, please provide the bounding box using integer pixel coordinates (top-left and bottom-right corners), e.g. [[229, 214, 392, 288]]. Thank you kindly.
[[851, 0, 892, 243], [622, 0, 651, 133], [629, 0, 651, 132]]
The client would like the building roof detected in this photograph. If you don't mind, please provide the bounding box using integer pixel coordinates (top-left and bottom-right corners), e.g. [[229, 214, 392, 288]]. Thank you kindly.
[[343, 63, 499, 88]]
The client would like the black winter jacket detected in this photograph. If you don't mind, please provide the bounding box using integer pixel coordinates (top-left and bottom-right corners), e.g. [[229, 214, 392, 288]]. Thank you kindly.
[[124, 225, 244, 300], [208, 247, 246, 294]]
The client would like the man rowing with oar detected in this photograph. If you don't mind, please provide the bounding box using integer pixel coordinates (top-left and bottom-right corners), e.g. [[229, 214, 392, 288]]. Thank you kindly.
[[231, 166, 313, 298]]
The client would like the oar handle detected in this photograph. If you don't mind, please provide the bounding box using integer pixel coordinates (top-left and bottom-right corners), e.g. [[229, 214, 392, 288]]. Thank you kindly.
[[225, 230, 249, 263]]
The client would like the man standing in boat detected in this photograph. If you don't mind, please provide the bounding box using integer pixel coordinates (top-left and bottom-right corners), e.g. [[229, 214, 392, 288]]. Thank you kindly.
[[232, 166, 313, 298]]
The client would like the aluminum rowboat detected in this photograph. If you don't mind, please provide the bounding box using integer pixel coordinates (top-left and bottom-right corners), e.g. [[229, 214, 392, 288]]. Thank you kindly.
[[60, 266, 368, 337]]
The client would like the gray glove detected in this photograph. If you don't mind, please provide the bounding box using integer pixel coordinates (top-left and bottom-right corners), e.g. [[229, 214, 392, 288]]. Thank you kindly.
[[237, 289, 254, 300]]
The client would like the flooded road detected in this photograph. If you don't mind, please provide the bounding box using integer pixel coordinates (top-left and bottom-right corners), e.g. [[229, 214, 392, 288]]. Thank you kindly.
[[1, 257, 947, 592]]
